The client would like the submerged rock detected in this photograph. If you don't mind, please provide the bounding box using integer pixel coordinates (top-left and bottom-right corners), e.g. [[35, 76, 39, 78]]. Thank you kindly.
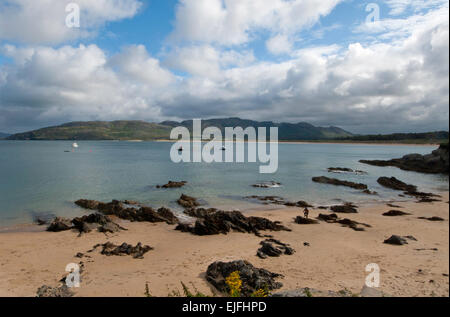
[[177, 194, 200, 208], [252, 181, 281, 188], [257, 239, 295, 259], [206, 260, 283, 296], [328, 167, 367, 175], [157, 181, 187, 189], [312, 176, 368, 190]]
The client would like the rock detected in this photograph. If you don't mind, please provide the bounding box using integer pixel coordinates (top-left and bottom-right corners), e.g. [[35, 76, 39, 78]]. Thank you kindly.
[[96, 242, 153, 259], [157, 181, 187, 189], [36, 285, 74, 297], [177, 194, 200, 208], [360, 285, 387, 297], [157, 207, 179, 224], [252, 181, 281, 188], [418, 216, 445, 221], [382, 210, 411, 217], [75, 199, 178, 224], [360, 144, 449, 174], [384, 235, 408, 245], [327, 167, 367, 174], [337, 218, 371, 231], [75, 199, 100, 210], [296, 201, 313, 208], [46, 217, 73, 232], [312, 176, 368, 190], [246, 195, 286, 205], [330, 203, 358, 214], [294, 216, 319, 225], [387, 204, 403, 208], [362, 189, 378, 195], [176, 209, 290, 236], [72, 213, 125, 234], [257, 239, 295, 259], [303, 242, 310, 247], [377, 177, 417, 192], [317, 213, 339, 223], [206, 260, 283, 296]]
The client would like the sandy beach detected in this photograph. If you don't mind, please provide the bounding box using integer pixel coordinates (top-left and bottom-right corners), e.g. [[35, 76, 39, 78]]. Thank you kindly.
[[0, 192, 448, 297]]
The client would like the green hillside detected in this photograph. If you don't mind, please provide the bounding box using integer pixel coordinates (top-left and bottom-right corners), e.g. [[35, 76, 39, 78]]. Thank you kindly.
[[6, 121, 172, 141]]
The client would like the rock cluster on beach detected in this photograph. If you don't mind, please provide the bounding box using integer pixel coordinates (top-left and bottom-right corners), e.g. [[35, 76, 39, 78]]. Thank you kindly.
[[384, 235, 417, 246], [36, 285, 74, 297], [75, 199, 179, 225], [176, 207, 291, 236], [382, 210, 411, 217], [206, 260, 283, 296], [257, 239, 295, 259], [360, 143, 449, 174], [294, 216, 319, 224], [377, 177, 441, 203], [177, 194, 200, 208], [46, 214, 125, 234], [330, 202, 358, 214], [93, 242, 153, 259], [317, 213, 371, 231]]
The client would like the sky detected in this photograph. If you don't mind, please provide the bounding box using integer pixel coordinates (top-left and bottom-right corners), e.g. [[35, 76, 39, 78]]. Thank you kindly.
[[0, 0, 448, 134]]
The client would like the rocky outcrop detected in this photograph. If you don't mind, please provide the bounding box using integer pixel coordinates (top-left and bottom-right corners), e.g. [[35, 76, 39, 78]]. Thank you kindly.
[[360, 144, 449, 174], [46, 217, 73, 232], [328, 167, 367, 175], [317, 213, 370, 231], [206, 260, 283, 296], [330, 203, 358, 214], [377, 177, 417, 192], [75, 199, 179, 224], [94, 242, 153, 259], [382, 210, 411, 217], [252, 181, 281, 188], [156, 181, 187, 189], [257, 239, 295, 259], [177, 194, 200, 208], [418, 216, 445, 222], [294, 216, 319, 224], [384, 235, 417, 245], [36, 285, 74, 297], [176, 208, 290, 236], [312, 176, 368, 190], [72, 213, 125, 234]]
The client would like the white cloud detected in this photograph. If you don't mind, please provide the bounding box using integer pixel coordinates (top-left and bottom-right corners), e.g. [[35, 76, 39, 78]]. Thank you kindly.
[[170, 0, 342, 46], [385, 0, 448, 16], [266, 34, 293, 55], [0, 0, 142, 44]]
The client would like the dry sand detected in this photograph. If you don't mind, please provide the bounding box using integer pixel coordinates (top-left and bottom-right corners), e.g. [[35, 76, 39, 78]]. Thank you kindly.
[[0, 193, 448, 297]]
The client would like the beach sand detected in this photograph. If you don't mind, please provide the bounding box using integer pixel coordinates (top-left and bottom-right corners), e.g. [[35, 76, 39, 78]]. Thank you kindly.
[[0, 193, 448, 297]]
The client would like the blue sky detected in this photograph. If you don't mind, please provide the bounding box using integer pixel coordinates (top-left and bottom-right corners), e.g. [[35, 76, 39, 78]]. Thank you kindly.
[[0, 0, 448, 133]]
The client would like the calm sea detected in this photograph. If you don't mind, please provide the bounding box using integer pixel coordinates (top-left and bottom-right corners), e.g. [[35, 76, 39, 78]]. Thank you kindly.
[[0, 140, 448, 226]]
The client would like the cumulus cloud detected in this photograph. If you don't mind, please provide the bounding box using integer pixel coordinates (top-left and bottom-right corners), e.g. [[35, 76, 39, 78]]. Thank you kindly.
[[169, 0, 342, 46], [0, 0, 142, 44]]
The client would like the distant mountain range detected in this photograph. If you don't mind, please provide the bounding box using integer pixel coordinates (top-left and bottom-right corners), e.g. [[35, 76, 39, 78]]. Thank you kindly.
[[0, 132, 10, 139], [6, 118, 353, 141]]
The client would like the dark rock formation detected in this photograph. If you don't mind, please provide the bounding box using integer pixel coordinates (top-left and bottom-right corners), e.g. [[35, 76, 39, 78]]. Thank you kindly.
[[312, 176, 368, 190], [257, 239, 295, 259], [252, 181, 281, 188], [95, 242, 153, 259], [177, 194, 200, 208], [384, 235, 417, 245], [317, 213, 339, 223], [294, 216, 319, 225], [36, 285, 74, 297], [418, 216, 445, 222], [75, 199, 178, 224], [246, 195, 286, 205], [176, 208, 290, 236], [317, 213, 370, 231], [206, 260, 283, 296], [330, 203, 358, 214], [46, 217, 73, 232], [382, 210, 411, 217], [72, 213, 125, 234], [377, 177, 417, 192], [387, 204, 403, 208], [328, 167, 367, 175], [360, 144, 449, 174], [156, 181, 187, 189], [296, 201, 313, 208]]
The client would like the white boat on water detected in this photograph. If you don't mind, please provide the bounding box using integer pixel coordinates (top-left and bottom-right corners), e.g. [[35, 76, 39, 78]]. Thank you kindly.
[[72, 142, 79, 148]]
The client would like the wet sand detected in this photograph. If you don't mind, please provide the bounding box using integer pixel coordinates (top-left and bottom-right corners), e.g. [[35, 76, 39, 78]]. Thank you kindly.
[[0, 193, 448, 297]]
